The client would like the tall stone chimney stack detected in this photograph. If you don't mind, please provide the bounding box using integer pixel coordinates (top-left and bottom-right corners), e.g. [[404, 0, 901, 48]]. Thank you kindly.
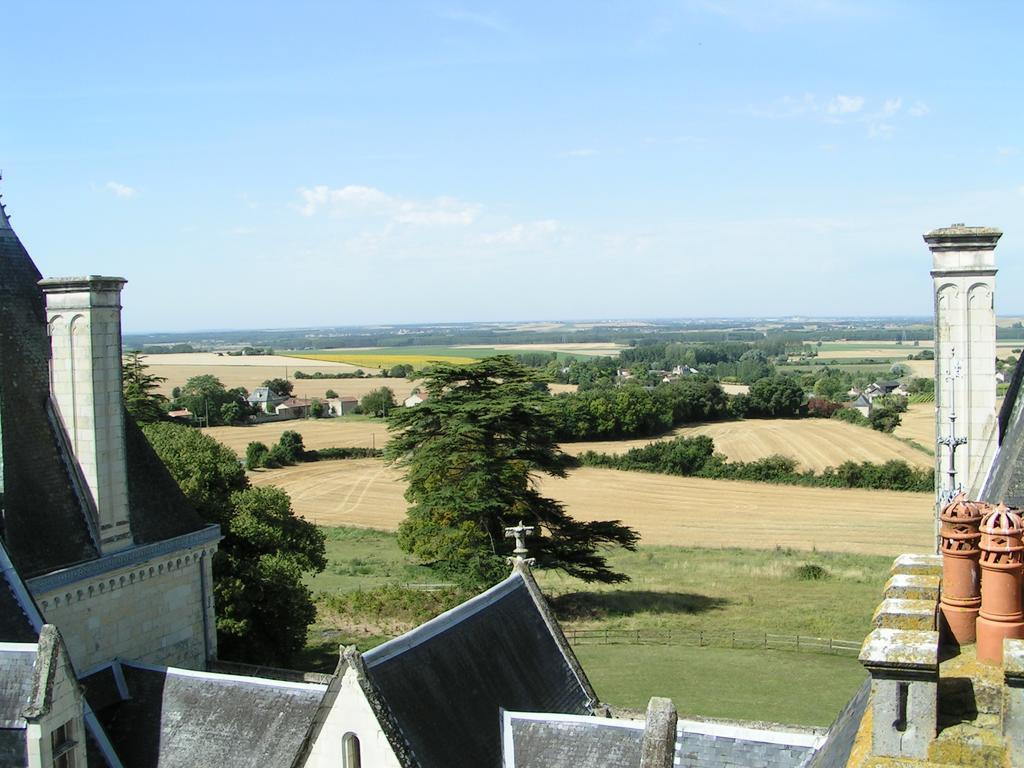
[[925, 225, 1001, 514], [40, 276, 132, 555]]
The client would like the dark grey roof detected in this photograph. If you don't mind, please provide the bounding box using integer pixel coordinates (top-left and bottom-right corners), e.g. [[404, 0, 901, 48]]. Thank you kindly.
[[0, 646, 36, 729], [0, 729, 27, 767], [504, 712, 642, 768], [361, 568, 595, 768], [983, 354, 1024, 506], [0, 225, 98, 577], [502, 710, 820, 768], [803, 678, 870, 768], [84, 662, 326, 768], [675, 722, 816, 768], [123, 416, 206, 543], [0, 565, 36, 643]]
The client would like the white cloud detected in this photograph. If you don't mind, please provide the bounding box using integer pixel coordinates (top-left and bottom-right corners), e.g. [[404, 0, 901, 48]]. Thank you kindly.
[[882, 98, 902, 116], [827, 95, 865, 115], [908, 101, 930, 117], [564, 148, 597, 157], [297, 185, 480, 226], [478, 219, 561, 246], [997, 147, 1020, 158], [106, 181, 137, 199], [868, 122, 894, 140]]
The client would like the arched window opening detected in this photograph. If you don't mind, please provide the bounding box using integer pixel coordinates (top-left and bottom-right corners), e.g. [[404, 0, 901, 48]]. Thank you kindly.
[[342, 732, 361, 768]]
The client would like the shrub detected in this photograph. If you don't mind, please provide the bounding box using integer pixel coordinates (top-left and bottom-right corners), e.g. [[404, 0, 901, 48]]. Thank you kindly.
[[277, 430, 305, 462], [832, 407, 869, 426], [245, 441, 270, 470], [869, 408, 901, 433], [806, 398, 842, 418], [794, 563, 830, 581], [325, 389, 338, 399]]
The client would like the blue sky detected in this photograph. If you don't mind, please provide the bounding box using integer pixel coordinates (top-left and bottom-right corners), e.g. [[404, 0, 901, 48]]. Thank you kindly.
[[3, 1, 1023, 332]]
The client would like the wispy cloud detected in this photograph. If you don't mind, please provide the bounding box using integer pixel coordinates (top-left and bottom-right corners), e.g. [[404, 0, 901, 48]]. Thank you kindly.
[[297, 184, 481, 226], [997, 146, 1020, 158], [436, 8, 507, 32], [478, 219, 562, 246], [106, 181, 137, 199], [750, 92, 926, 139], [564, 147, 597, 158], [827, 95, 864, 115]]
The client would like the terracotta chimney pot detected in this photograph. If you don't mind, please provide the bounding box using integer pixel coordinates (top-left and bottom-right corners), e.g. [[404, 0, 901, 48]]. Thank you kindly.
[[939, 494, 985, 644], [977, 503, 1024, 664]]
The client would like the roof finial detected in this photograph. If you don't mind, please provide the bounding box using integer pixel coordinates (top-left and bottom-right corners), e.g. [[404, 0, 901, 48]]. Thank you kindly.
[[505, 520, 535, 566], [0, 170, 11, 231]]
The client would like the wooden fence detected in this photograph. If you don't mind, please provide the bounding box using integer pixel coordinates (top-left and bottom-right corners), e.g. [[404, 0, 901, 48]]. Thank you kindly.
[[564, 627, 862, 657]]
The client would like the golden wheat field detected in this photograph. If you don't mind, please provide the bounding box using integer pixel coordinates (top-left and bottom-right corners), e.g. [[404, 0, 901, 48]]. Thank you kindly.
[[204, 418, 392, 453], [893, 403, 935, 449], [563, 418, 932, 470], [249, 460, 933, 556], [286, 352, 480, 369]]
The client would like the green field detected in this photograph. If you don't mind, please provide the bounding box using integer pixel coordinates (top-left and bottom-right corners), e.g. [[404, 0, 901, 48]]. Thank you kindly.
[[576, 645, 865, 726], [303, 526, 887, 723]]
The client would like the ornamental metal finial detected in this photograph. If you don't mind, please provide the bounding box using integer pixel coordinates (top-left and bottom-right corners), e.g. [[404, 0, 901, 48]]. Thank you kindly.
[[938, 349, 968, 505], [505, 520, 535, 566]]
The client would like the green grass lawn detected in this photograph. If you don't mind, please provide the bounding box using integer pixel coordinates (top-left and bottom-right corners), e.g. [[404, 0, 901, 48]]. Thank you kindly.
[[576, 645, 866, 726], [305, 526, 887, 724]]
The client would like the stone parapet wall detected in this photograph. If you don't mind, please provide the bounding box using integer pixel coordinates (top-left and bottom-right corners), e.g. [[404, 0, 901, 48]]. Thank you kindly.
[[30, 540, 217, 671]]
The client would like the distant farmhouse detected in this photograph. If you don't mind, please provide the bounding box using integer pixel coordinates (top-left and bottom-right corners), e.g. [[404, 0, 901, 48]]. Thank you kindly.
[[7, 192, 1024, 766]]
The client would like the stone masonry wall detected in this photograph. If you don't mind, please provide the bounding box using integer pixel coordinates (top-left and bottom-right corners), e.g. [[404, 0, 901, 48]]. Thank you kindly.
[[31, 541, 217, 672]]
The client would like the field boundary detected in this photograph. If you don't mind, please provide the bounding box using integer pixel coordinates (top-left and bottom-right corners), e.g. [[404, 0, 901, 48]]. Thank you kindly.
[[565, 627, 862, 657]]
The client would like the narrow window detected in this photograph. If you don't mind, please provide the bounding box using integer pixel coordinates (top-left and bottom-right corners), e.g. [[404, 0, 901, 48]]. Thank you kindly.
[[51, 719, 77, 768], [342, 732, 361, 768], [894, 682, 909, 733]]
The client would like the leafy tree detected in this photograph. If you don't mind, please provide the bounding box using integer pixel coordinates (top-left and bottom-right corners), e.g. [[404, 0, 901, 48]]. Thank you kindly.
[[141, 422, 325, 665], [172, 374, 250, 426], [277, 430, 305, 462], [361, 386, 397, 417], [386, 356, 639, 587], [388, 363, 414, 378], [325, 389, 339, 399], [245, 441, 269, 470], [261, 378, 294, 397], [747, 375, 804, 417], [122, 352, 168, 423], [310, 399, 325, 418], [870, 408, 902, 433]]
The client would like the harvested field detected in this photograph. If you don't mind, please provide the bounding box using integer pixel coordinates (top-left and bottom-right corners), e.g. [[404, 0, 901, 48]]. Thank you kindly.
[[720, 383, 749, 396], [205, 418, 390, 454], [252, 461, 933, 555], [894, 403, 935, 449], [563, 418, 933, 471]]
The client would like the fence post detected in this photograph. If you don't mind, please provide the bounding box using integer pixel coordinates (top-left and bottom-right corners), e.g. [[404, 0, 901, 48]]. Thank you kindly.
[[796, 635, 800, 652], [636, 629, 641, 644], [699, 631, 704, 647], [731, 631, 735, 648], [764, 632, 767, 648], [829, 637, 833, 654], [605, 628, 609, 645]]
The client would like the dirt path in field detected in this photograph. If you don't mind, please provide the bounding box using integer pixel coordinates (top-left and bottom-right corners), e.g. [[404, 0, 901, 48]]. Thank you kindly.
[[251, 460, 933, 556]]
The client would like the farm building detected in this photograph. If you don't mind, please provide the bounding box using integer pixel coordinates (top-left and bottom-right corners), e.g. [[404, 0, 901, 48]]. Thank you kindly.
[[276, 396, 315, 419], [327, 395, 359, 415], [4, 188, 1024, 766], [404, 390, 428, 407], [247, 386, 287, 414]]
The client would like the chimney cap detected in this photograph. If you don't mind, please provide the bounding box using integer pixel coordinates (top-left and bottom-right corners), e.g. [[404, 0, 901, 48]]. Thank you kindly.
[[940, 493, 986, 523], [38, 276, 127, 293], [923, 225, 1002, 250]]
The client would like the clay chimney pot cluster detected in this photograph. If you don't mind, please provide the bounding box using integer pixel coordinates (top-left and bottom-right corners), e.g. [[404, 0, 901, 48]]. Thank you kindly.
[[939, 493, 985, 644], [976, 503, 1024, 664]]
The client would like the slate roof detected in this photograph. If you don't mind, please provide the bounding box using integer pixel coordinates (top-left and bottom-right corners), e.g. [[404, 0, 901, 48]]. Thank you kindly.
[[0, 644, 36, 768], [360, 566, 596, 768], [982, 353, 1024, 506], [802, 678, 870, 768], [0, 212, 207, 577], [503, 712, 643, 768], [83, 662, 327, 768], [501, 710, 821, 768]]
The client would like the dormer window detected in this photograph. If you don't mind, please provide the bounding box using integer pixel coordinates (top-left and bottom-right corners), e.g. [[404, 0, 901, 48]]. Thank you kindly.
[[51, 719, 77, 767]]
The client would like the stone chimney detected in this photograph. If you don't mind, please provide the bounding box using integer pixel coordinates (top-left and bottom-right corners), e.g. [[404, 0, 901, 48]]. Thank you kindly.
[[639, 697, 678, 768], [925, 225, 1001, 519], [39, 276, 132, 555]]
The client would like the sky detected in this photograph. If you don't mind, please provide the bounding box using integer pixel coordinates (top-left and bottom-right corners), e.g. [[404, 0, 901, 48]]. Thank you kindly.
[[2, 1, 1023, 332]]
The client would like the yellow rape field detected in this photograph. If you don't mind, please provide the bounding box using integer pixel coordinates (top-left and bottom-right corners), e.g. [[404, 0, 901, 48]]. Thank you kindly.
[[284, 352, 479, 369]]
